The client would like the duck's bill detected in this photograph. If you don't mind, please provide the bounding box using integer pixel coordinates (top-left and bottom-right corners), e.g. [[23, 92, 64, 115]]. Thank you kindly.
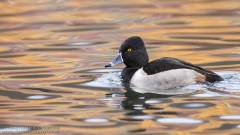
[[105, 53, 123, 68]]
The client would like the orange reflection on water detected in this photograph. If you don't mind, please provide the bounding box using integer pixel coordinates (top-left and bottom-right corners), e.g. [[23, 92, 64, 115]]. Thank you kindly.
[[0, 0, 240, 134]]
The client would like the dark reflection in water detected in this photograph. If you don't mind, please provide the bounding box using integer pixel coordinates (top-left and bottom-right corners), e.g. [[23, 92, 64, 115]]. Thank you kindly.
[[10, 109, 52, 111], [169, 36, 222, 40], [121, 90, 172, 110], [127, 128, 146, 133], [36, 114, 72, 116], [0, 104, 13, 106], [0, 90, 60, 100], [28, 48, 79, 51], [0, 0, 240, 134], [43, 102, 71, 104], [0, 55, 25, 58], [10, 74, 53, 78], [0, 66, 47, 70], [207, 124, 240, 130], [23, 87, 72, 93], [153, 111, 179, 115], [52, 27, 117, 32], [49, 42, 108, 47], [70, 105, 105, 108]]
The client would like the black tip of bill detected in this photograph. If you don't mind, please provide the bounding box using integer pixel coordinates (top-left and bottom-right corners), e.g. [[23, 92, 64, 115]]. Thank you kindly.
[[105, 63, 112, 68]]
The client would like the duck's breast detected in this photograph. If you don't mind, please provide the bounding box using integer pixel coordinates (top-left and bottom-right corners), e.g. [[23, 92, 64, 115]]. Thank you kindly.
[[130, 68, 205, 90]]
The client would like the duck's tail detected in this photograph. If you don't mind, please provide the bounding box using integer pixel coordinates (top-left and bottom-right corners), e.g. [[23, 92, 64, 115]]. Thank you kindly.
[[205, 73, 223, 83]]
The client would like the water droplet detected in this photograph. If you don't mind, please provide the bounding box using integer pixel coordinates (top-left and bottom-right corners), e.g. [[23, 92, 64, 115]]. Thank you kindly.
[[0, 126, 31, 133], [156, 118, 203, 124], [134, 106, 145, 110], [132, 115, 155, 119], [145, 100, 162, 104], [133, 104, 143, 107], [183, 103, 205, 108], [220, 115, 240, 120], [192, 94, 216, 97], [84, 118, 109, 123], [27, 95, 49, 99]]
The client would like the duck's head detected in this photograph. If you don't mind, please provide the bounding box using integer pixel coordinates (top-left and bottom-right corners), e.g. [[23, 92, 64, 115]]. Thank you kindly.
[[105, 36, 149, 68]]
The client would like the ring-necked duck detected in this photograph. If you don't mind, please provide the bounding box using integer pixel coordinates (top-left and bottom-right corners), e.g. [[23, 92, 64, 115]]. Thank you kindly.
[[105, 36, 223, 90]]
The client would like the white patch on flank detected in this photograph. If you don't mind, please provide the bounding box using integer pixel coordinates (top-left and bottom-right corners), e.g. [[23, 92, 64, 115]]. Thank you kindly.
[[130, 68, 203, 90]]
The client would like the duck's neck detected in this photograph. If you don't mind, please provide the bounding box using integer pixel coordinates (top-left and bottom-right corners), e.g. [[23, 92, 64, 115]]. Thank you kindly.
[[121, 67, 139, 83]]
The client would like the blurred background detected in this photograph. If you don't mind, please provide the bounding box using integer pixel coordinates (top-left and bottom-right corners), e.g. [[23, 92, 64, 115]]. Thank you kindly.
[[0, 0, 240, 134]]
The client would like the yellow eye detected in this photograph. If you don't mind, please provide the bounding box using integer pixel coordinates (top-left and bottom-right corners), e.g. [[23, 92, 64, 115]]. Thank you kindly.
[[127, 48, 132, 52]]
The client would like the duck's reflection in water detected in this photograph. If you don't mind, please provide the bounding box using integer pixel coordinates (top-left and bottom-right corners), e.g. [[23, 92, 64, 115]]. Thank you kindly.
[[105, 81, 201, 110], [121, 83, 173, 110], [104, 82, 209, 124], [104, 83, 187, 123]]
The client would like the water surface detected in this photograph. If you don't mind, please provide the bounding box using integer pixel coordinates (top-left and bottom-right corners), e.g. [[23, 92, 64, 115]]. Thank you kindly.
[[0, 0, 240, 134]]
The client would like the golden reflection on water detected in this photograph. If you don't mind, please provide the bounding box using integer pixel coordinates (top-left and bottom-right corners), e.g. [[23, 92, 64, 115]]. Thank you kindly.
[[0, 0, 240, 134]]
